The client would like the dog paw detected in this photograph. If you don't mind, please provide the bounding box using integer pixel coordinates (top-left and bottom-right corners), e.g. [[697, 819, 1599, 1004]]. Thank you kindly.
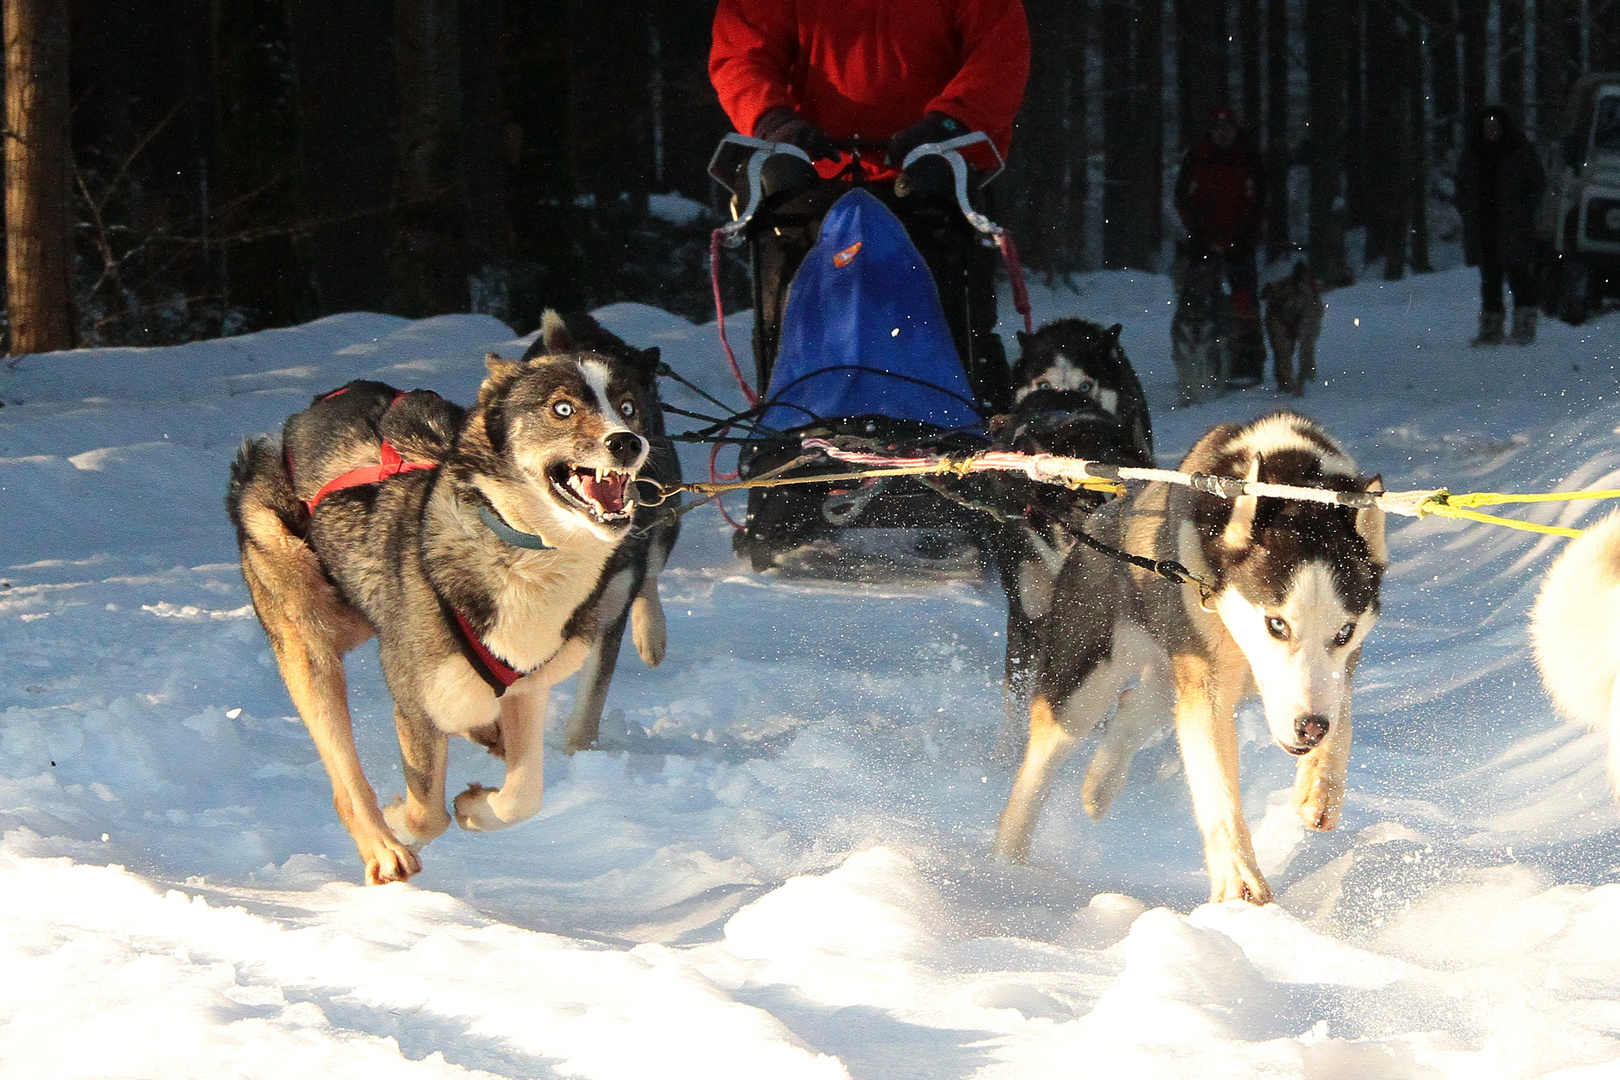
[[1206, 858, 1272, 905], [358, 831, 421, 885], [382, 796, 448, 850], [453, 784, 503, 832], [631, 593, 667, 667], [1080, 755, 1129, 821]]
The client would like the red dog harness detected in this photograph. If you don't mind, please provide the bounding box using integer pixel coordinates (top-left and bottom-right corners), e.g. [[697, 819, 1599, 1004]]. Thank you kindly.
[[301, 387, 535, 696]]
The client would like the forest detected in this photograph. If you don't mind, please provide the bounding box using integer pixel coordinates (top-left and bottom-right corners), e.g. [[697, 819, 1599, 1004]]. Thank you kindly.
[[8, 0, 1620, 351]]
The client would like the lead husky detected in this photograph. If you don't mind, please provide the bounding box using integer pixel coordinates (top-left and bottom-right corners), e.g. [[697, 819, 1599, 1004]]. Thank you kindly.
[[994, 413, 1387, 904], [1531, 510, 1620, 803], [227, 327, 661, 884]]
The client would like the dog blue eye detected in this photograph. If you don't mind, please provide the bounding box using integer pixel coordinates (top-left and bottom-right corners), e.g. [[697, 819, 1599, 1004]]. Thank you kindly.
[[1079, 380, 1095, 393], [553, 401, 574, 418], [1332, 622, 1356, 648], [619, 400, 635, 418], [1266, 616, 1290, 641]]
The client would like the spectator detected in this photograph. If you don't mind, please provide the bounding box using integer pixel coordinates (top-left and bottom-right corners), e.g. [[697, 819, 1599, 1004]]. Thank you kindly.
[[1174, 105, 1267, 387], [1457, 107, 1547, 346], [709, 0, 1030, 410]]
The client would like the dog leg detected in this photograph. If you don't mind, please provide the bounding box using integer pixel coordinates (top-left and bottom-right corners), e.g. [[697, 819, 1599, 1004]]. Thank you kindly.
[[383, 709, 451, 850], [564, 609, 628, 753], [630, 576, 668, 667], [456, 681, 549, 831], [1172, 650, 1271, 904], [1293, 702, 1350, 831], [1082, 661, 1174, 820], [992, 694, 1085, 863], [1297, 332, 1316, 391], [1266, 323, 1294, 394]]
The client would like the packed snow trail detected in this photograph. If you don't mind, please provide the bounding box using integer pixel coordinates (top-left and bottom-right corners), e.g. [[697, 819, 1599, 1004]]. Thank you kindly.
[[2, 270, 1619, 1078]]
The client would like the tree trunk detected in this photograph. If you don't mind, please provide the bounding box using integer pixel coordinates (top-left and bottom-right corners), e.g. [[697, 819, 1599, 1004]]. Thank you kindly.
[[1103, 0, 1164, 270], [388, 0, 468, 317], [1306, 0, 1351, 285], [5, 0, 74, 354], [1264, 0, 1291, 257], [1177, 0, 1227, 142]]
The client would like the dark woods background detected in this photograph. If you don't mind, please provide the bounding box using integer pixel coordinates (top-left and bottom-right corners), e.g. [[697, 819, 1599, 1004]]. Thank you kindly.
[[36, 0, 1620, 349]]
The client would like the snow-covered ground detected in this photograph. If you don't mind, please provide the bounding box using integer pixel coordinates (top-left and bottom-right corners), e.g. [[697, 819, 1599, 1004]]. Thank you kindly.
[[3, 268, 1620, 1079]]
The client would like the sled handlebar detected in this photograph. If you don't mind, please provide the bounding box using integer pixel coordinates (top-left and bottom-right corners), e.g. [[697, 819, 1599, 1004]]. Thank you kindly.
[[900, 132, 1006, 238]]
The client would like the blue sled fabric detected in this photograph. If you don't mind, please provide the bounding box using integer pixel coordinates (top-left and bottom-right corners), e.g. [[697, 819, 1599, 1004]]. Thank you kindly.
[[759, 188, 983, 433]]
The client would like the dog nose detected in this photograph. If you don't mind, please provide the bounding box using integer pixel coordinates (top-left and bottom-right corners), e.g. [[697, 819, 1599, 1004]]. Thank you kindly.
[[1295, 715, 1330, 748], [604, 431, 646, 467]]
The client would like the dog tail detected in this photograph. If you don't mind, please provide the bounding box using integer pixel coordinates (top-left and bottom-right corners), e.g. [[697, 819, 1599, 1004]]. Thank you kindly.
[[1531, 510, 1620, 733], [227, 437, 308, 548]]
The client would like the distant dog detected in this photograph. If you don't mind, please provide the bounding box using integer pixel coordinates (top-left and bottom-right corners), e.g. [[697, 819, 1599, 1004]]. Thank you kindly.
[[994, 413, 1387, 905], [227, 322, 663, 884], [1172, 250, 1232, 406], [984, 318, 1154, 756], [522, 313, 681, 752], [1262, 261, 1324, 396], [1531, 511, 1620, 803]]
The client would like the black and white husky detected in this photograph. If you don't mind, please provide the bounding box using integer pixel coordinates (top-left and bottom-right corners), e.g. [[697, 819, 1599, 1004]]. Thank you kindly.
[[227, 314, 668, 884], [985, 319, 1154, 757], [1531, 510, 1620, 803], [993, 412, 1387, 905]]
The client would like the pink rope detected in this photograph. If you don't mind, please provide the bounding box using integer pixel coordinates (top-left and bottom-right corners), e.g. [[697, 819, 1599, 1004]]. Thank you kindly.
[[710, 229, 760, 406], [995, 230, 1034, 335]]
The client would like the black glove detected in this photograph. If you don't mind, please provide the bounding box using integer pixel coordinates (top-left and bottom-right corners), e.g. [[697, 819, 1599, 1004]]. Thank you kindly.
[[754, 107, 837, 162], [885, 112, 966, 168]]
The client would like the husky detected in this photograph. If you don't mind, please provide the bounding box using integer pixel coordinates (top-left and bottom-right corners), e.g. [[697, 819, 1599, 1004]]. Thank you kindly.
[[1171, 249, 1232, 406], [1531, 510, 1620, 803], [993, 412, 1387, 905], [1262, 261, 1325, 397], [984, 319, 1154, 757], [227, 323, 663, 884], [522, 313, 681, 752]]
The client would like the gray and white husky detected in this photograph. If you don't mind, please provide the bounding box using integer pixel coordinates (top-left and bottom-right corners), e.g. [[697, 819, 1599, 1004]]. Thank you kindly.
[[1531, 510, 1620, 803], [993, 412, 1387, 904], [227, 316, 666, 884]]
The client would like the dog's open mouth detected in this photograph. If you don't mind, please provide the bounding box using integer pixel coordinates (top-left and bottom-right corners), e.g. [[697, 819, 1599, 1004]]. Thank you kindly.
[[549, 464, 635, 522], [1278, 741, 1312, 757]]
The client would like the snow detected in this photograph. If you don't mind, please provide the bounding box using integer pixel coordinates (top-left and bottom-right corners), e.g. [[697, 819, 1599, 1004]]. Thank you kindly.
[[3, 268, 1620, 1077]]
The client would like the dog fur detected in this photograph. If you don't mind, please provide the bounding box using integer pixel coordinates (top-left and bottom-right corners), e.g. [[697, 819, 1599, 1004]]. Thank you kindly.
[[522, 313, 681, 752], [1172, 251, 1233, 406], [1262, 261, 1325, 397], [993, 412, 1387, 904], [227, 327, 662, 884], [986, 318, 1154, 758], [1530, 509, 1620, 802]]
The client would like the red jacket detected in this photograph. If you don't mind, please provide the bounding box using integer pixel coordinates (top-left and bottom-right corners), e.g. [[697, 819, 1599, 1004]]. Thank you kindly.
[[710, 0, 1029, 176], [1174, 132, 1267, 249]]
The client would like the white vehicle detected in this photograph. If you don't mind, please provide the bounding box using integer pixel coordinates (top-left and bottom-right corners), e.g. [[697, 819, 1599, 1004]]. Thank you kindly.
[[1539, 73, 1620, 324]]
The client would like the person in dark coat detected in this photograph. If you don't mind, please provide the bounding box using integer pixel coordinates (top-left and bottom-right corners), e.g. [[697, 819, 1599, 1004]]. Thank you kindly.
[[1456, 106, 1547, 345], [1174, 105, 1268, 387]]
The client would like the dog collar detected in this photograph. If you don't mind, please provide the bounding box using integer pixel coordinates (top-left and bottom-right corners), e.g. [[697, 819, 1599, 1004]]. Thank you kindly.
[[477, 503, 554, 550]]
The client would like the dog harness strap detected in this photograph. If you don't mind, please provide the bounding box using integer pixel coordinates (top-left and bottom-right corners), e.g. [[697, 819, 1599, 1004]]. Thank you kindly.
[[305, 439, 439, 513], [449, 608, 526, 695], [477, 504, 555, 550]]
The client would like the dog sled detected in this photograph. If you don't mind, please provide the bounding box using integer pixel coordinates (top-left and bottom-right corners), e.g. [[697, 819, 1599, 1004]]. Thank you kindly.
[[706, 131, 1034, 582]]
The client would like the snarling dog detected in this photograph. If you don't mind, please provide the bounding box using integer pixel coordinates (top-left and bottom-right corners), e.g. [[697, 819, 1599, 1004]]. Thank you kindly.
[[1531, 510, 1620, 804], [993, 412, 1386, 904], [1171, 250, 1233, 406], [227, 330, 662, 884], [984, 318, 1154, 758], [1262, 261, 1324, 397], [522, 312, 681, 752]]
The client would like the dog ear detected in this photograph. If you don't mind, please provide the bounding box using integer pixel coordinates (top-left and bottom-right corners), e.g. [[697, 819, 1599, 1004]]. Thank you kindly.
[[1106, 323, 1123, 340], [1356, 474, 1388, 564], [485, 352, 520, 380], [539, 309, 575, 355], [1016, 330, 1033, 351], [1222, 454, 1263, 549]]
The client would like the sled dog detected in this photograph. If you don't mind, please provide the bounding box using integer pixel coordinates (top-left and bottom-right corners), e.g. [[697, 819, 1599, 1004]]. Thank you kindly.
[[1171, 249, 1232, 406], [227, 319, 662, 884], [1530, 510, 1620, 803], [985, 319, 1154, 756], [522, 313, 681, 752], [1262, 261, 1324, 397], [994, 412, 1387, 904]]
